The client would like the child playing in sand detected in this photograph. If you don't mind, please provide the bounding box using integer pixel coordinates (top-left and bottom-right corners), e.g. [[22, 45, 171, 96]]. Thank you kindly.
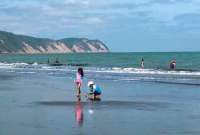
[[75, 68, 84, 97], [87, 81, 102, 100]]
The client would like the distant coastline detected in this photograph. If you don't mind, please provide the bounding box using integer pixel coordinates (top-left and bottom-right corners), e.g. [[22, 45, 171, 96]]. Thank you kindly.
[[0, 30, 110, 54]]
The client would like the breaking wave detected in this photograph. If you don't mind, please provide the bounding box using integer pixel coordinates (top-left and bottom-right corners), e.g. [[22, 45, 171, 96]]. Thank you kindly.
[[0, 62, 200, 85]]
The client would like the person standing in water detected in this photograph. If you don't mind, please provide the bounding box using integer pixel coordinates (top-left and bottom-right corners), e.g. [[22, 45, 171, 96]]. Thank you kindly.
[[140, 58, 144, 68], [75, 68, 84, 97], [170, 60, 176, 70]]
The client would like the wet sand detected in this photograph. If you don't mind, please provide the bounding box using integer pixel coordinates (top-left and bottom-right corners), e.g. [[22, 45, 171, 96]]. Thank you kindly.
[[1, 71, 200, 135]]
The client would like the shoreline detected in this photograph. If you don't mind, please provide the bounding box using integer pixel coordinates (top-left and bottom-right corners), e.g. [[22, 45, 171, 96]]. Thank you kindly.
[[0, 70, 200, 135]]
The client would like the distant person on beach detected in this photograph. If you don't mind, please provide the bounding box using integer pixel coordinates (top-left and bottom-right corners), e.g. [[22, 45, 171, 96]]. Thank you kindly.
[[75, 68, 84, 97], [87, 81, 102, 100], [140, 58, 144, 68], [170, 60, 176, 70]]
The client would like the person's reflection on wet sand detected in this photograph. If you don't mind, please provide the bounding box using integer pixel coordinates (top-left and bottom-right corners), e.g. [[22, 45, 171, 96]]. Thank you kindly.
[[75, 99, 84, 126]]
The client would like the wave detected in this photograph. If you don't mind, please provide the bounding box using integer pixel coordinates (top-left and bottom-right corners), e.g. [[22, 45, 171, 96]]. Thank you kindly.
[[1, 62, 200, 86], [87, 67, 200, 76], [0, 62, 200, 76], [152, 80, 200, 86]]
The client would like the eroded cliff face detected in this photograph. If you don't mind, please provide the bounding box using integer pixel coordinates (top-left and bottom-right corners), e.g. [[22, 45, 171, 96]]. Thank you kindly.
[[0, 31, 110, 54], [21, 42, 73, 53]]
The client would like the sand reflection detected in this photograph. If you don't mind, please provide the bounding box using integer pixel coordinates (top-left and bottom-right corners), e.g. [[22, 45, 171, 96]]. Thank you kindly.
[[75, 100, 84, 126]]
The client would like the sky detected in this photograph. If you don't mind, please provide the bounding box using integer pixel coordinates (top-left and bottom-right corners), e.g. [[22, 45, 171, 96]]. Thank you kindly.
[[0, 0, 200, 52]]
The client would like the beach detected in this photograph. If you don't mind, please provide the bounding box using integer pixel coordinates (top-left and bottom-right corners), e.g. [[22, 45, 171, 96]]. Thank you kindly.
[[1, 53, 200, 135], [1, 0, 200, 133]]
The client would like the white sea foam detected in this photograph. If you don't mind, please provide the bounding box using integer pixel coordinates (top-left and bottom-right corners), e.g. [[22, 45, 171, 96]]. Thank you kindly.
[[85, 67, 200, 76], [17, 71, 36, 74], [32, 62, 38, 66], [0, 62, 29, 69], [0, 62, 200, 77], [0, 62, 200, 85]]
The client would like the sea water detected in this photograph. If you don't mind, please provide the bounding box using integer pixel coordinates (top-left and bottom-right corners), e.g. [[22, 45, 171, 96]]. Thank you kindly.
[[0, 52, 200, 135]]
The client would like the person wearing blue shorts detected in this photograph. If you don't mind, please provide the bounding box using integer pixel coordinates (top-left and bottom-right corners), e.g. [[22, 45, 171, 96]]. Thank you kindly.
[[87, 81, 102, 100]]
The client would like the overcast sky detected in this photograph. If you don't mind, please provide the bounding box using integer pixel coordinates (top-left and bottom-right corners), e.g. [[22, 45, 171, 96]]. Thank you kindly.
[[0, 0, 200, 52]]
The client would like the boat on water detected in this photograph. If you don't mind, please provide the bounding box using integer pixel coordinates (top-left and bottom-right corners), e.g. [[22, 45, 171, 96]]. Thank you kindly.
[[48, 58, 66, 66], [47, 58, 89, 67]]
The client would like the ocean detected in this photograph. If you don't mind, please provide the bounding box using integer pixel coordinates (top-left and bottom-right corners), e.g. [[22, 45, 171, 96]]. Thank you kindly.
[[0, 52, 200, 85], [1, 52, 200, 70], [1, 52, 200, 135]]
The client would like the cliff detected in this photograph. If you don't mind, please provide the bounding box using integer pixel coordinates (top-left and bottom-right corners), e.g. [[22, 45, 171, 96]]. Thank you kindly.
[[0, 31, 109, 54]]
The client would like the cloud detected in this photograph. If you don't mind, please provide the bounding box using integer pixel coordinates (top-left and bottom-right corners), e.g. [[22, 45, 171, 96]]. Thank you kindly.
[[138, 0, 200, 24], [63, 0, 90, 7], [0, 0, 200, 39], [84, 17, 103, 24]]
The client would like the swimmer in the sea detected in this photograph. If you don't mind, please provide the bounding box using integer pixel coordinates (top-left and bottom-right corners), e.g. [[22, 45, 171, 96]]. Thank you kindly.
[[140, 58, 144, 68], [170, 60, 176, 70]]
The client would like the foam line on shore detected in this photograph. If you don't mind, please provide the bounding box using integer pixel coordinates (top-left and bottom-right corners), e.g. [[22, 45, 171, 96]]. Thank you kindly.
[[0, 62, 200, 76]]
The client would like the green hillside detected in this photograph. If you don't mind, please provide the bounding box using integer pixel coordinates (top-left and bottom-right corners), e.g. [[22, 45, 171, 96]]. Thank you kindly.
[[0, 31, 109, 53]]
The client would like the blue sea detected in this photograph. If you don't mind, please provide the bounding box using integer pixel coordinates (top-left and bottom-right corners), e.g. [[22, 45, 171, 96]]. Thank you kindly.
[[0, 52, 200, 85], [0, 52, 200, 135]]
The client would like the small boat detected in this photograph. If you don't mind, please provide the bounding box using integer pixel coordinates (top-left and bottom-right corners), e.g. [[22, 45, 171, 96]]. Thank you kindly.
[[67, 63, 89, 67], [49, 63, 66, 66], [48, 58, 66, 66]]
